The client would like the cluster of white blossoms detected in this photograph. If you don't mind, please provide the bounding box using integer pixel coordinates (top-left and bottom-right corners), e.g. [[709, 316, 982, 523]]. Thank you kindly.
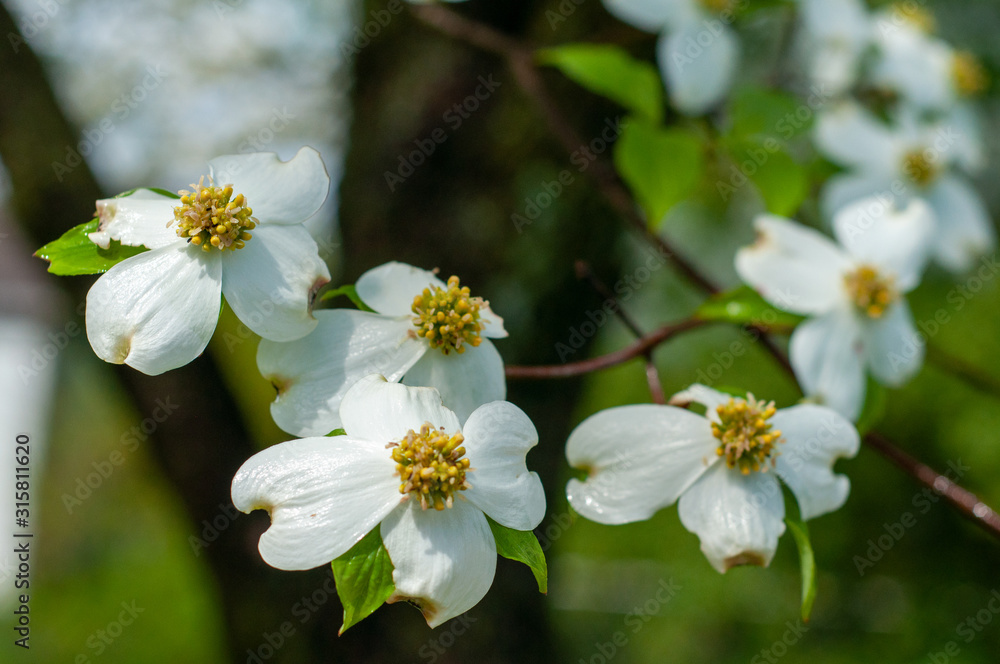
[[799, 0, 995, 272]]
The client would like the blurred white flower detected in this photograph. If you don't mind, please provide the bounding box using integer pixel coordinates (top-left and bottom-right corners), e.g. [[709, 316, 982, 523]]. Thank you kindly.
[[869, 5, 989, 113], [85, 148, 331, 375], [258, 261, 508, 437], [232, 375, 545, 627], [565, 384, 859, 573], [736, 200, 934, 420], [602, 0, 741, 115], [797, 0, 871, 96], [814, 101, 995, 273]]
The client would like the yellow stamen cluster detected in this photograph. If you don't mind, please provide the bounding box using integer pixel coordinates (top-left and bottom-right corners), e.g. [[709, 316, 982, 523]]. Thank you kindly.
[[171, 177, 256, 252], [712, 396, 783, 475], [953, 51, 989, 97], [902, 150, 938, 188], [845, 265, 897, 319], [893, 3, 936, 33], [411, 276, 485, 355], [389, 424, 471, 511], [699, 0, 736, 12]]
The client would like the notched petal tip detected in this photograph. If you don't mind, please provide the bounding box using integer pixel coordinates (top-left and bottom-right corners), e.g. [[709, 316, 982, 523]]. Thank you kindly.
[[387, 593, 441, 628], [308, 275, 330, 315], [722, 551, 767, 571]]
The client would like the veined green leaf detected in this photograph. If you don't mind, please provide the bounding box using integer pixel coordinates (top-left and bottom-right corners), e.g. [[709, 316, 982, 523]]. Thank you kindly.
[[785, 517, 817, 622], [332, 528, 396, 634], [487, 517, 547, 593], [34, 219, 148, 276]]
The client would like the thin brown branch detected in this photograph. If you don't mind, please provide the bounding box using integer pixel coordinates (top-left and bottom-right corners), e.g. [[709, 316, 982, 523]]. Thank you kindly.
[[864, 432, 1000, 539], [506, 318, 708, 379], [409, 3, 720, 295], [412, 3, 1000, 542]]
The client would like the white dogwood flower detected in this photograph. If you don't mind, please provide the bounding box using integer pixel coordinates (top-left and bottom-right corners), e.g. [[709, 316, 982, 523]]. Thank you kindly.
[[797, 0, 871, 96], [602, 0, 741, 115], [814, 101, 995, 273], [565, 384, 859, 573], [232, 375, 545, 627], [258, 262, 508, 437], [84, 148, 331, 375], [869, 5, 989, 113], [736, 199, 933, 420]]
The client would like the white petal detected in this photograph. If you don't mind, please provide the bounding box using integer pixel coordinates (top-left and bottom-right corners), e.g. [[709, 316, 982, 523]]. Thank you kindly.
[[258, 310, 427, 437], [669, 383, 733, 423], [340, 374, 461, 443], [565, 405, 717, 525], [801, 0, 871, 95], [789, 308, 866, 421], [90, 190, 186, 250], [925, 176, 997, 273], [356, 262, 447, 317], [208, 147, 330, 225], [461, 401, 545, 531], [814, 102, 899, 173], [945, 104, 986, 174], [862, 300, 923, 386], [735, 215, 851, 315], [658, 23, 739, 116], [819, 173, 901, 223], [479, 304, 508, 339], [381, 500, 496, 628], [677, 464, 786, 573], [221, 225, 330, 342], [401, 339, 506, 425], [871, 31, 954, 111], [832, 197, 933, 291], [602, 0, 694, 32], [773, 405, 859, 520], [85, 244, 221, 375], [231, 437, 401, 570]]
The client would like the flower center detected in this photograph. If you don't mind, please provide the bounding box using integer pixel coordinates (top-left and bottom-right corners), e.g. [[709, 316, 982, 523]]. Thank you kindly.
[[893, 3, 936, 33], [844, 264, 897, 318], [171, 177, 256, 252], [952, 51, 989, 97], [411, 276, 485, 355], [901, 150, 938, 187], [389, 423, 471, 511], [711, 396, 783, 475], [698, 0, 735, 12]]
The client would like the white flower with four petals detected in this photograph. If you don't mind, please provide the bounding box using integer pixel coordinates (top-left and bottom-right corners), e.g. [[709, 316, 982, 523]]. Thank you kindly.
[[258, 261, 508, 436], [736, 198, 933, 420], [85, 148, 331, 375], [231, 374, 546, 627], [565, 384, 859, 572]]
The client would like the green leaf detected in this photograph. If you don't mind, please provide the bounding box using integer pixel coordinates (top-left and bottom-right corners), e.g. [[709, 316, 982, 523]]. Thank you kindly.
[[115, 187, 180, 200], [855, 378, 887, 435], [538, 44, 664, 123], [34, 219, 149, 276], [331, 528, 395, 634], [695, 285, 803, 329], [744, 147, 809, 217], [487, 517, 547, 593], [728, 87, 807, 143], [785, 517, 817, 623], [327, 428, 347, 437], [320, 284, 375, 312], [613, 119, 703, 228]]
